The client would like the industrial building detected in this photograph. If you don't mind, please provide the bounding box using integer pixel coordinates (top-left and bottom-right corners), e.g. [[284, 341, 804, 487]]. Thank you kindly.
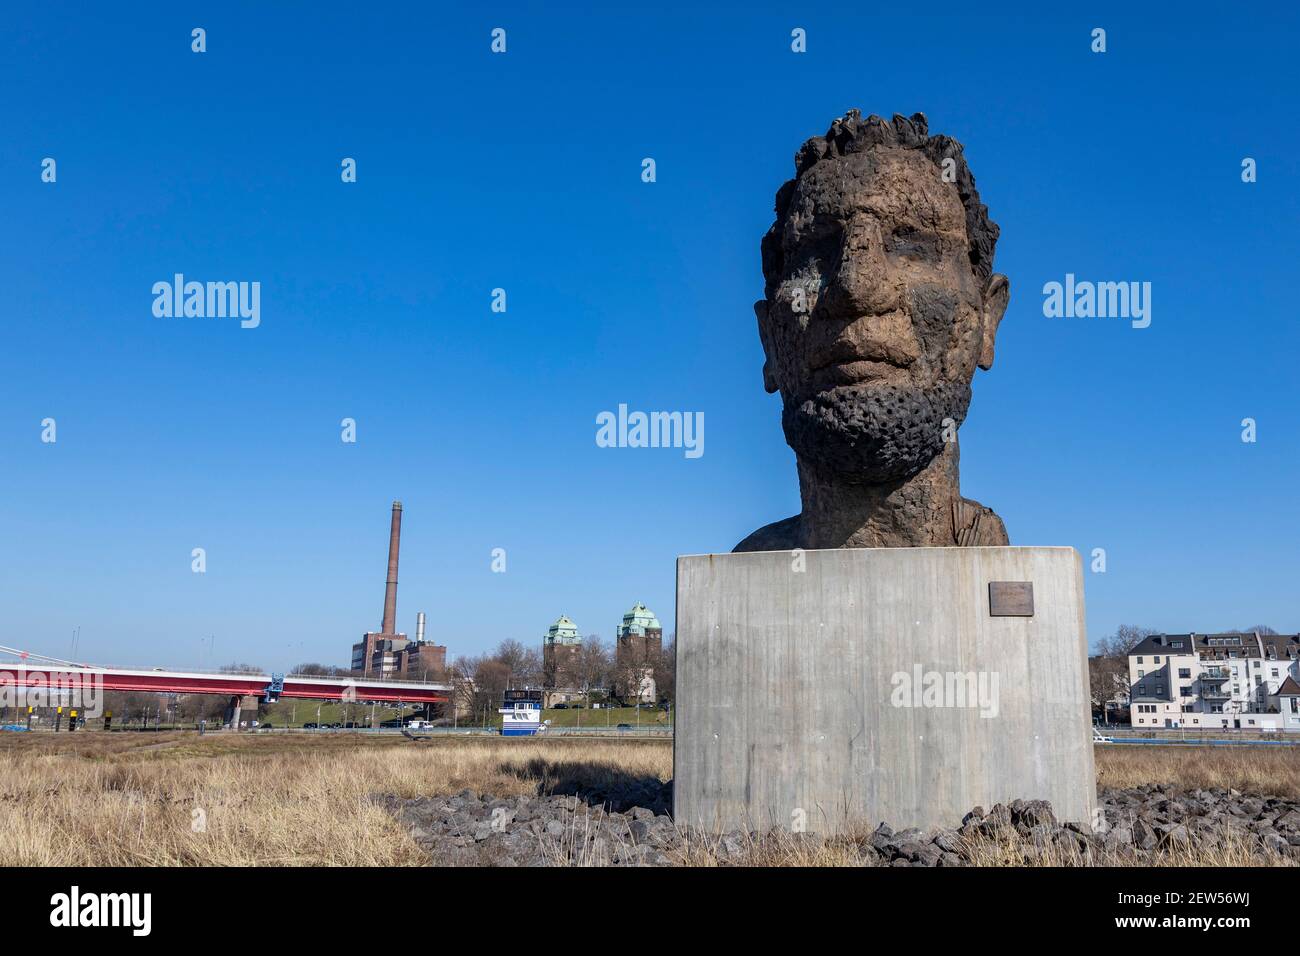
[[1128, 631, 1300, 731], [350, 501, 448, 680]]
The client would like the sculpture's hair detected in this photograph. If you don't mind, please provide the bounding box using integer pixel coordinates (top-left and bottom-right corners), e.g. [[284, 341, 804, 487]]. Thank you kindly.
[[763, 110, 1000, 289]]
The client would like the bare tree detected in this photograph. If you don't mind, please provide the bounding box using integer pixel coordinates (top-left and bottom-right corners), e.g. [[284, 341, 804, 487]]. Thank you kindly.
[[491, 639, 541, 687], [575, 635, 612, 697], [175, 693, 227, 724], [517, 647, 543, 687], [614, 636, 663, 705], [1087, 656, 1128, 719], [1095, 625, 1158, 659], [447, 654, 512, 725], [473, 658, 511, 724], [448, 656, 479, 720], [657, 635, 676, 705], [1088, 625, 1157, 723], [218, 662, 263, 675], [290, 662, 334, 676]]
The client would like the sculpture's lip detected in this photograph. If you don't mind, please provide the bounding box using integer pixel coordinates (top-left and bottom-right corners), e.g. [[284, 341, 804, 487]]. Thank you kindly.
[[807, 359, 904, 388], [810, 350, 902, 370], [808, 339, 909, 387]]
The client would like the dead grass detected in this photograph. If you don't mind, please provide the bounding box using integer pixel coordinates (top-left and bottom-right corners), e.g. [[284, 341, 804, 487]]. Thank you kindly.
[[3, 732, 1297, 866], [958, 826, 1291, 867], [0, 733, 670, 866], [1095, 744, 1300, 799]]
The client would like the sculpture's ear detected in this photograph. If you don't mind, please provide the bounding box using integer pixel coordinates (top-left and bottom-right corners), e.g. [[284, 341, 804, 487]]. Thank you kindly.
[[754, 299, 779, 393], [978, 274, 1009, 371]]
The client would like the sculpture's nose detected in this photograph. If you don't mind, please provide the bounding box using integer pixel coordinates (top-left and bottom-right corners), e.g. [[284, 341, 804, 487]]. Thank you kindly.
[[820, 215, 901, 320]]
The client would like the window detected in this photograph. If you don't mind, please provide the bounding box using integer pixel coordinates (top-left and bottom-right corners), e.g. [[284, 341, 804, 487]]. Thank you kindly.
[[1179, 668, 1191, 679], [1136, 656, 1144, 664], [1154, 656, 1162, 664]]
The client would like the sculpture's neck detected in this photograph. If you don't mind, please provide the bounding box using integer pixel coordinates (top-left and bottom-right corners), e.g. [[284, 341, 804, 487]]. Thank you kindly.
[[795, 443, 962, 549]]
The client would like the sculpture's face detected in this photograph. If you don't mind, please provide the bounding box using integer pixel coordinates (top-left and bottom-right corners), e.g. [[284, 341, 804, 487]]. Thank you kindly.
[[758, 146, 1008, 482]]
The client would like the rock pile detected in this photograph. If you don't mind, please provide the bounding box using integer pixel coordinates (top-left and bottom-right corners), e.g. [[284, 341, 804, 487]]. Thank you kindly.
[[379, 788, 678, 867], [381, 782, 1300, 866]]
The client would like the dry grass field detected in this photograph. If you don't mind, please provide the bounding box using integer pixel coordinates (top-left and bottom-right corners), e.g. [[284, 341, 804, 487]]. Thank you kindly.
[[1096, 744, 1300, 799], [2, 732, 1297, 866], [0, 733, 669, 866]]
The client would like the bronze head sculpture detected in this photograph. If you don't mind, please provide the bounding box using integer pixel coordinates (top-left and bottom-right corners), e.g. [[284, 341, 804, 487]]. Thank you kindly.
[[735, 111, 1011, 552]]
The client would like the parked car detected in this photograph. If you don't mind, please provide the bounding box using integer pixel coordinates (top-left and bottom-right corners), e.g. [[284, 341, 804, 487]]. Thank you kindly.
[[616, 723, 632, 730], [553, 703, 568, 709], [304, 722, 318, 729]]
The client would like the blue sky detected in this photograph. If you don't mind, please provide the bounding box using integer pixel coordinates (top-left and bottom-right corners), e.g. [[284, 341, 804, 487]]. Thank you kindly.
[[2, 3, 1297, 671]]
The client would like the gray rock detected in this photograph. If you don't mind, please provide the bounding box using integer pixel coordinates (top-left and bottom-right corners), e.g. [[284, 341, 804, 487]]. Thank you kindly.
[[932, 830, 963, 854]]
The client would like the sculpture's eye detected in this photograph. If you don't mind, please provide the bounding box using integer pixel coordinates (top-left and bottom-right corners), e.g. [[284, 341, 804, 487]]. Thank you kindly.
[[886, 225, 940, 260], [797, 216, 843, 250], [787, 216, 844, 276]]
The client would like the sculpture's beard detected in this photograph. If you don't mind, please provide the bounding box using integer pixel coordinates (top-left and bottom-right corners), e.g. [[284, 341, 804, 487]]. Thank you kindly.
[[781, 381, 972, 484]]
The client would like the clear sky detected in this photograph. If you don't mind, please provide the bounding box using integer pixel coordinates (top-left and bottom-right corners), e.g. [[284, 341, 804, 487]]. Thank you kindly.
[[2, 3, 1297, 671]]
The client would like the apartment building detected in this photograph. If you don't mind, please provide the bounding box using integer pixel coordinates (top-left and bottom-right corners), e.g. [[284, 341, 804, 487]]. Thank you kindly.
[[1129, 632, 1300, 731]]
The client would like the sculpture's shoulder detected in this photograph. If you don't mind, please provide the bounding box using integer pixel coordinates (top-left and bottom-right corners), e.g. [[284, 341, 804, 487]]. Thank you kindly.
[[733, 515, 801, 553], [952, 497, 1009, 547]]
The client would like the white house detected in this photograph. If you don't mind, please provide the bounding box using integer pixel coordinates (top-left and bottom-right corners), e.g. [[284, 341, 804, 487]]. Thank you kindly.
[[1128, 632, 1300, 731]]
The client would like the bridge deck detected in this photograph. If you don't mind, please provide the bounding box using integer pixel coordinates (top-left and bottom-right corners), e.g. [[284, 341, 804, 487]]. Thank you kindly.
[[0, 665, 449, 704]]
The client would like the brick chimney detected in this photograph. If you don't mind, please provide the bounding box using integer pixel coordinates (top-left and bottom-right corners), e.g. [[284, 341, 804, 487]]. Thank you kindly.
[[382, 501, 402, 634]]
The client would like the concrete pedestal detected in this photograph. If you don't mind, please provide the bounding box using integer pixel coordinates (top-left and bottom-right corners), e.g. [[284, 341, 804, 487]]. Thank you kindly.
[[673, 546, 1095, 834]]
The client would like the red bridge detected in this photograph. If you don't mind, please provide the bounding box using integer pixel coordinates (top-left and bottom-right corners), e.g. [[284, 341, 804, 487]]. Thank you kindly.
[[0, 650, 448, 705]]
